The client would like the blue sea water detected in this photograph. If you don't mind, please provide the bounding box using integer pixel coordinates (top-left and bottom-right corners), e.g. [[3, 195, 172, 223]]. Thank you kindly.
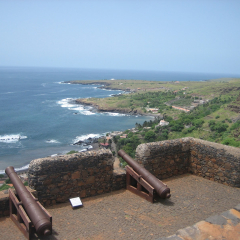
[[0, 67, 239, 173]]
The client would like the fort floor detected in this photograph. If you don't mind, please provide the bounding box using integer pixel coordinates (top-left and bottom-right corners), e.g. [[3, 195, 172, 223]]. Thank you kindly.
[[1, 174, 240, 240]]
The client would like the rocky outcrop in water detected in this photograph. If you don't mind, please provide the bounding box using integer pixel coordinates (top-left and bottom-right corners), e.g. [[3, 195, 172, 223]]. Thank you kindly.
[[73, 137, 98, 146]]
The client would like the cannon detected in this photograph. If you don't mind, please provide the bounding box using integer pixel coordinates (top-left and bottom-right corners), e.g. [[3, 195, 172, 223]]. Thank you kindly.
[[5, 166, 52, 238], [118, 150, 171, 202]]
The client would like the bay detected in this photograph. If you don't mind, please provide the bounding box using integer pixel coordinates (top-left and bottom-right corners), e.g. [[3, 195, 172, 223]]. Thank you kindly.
[[0, 66, 238, 173]]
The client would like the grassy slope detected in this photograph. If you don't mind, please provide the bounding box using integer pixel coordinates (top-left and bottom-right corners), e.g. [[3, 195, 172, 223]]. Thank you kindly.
[[70, 78, 240, 103], [70, 78, 240, 147]]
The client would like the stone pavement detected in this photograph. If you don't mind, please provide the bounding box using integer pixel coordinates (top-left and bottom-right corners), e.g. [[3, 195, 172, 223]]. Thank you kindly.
[[1, 174, 240, 240], [157, 204, 240, 240]]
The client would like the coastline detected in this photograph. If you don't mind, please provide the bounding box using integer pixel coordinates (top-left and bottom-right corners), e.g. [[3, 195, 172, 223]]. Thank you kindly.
[[74, 98, 162, 117], [65, 80, 168, 117]]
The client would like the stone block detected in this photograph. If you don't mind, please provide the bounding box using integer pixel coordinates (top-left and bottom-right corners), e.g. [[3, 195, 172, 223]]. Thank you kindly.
[[42, 178, 51, 185], [86, 176, 95, 184], [80, 190, 86, 198], [90, 189, 96, 195], [170, 160, 175, 165], [63, 174, 69, 180], [221, 209, 240, 225], [225, 162, 232, 170], [176, 226, 200, 239], [51, 188, 60, 194], [156, 235, 182, 240], [78, 181, 85, 186], [205, 214, 228, 226], [71, 171, 80, 179], [82, 170, 88, 178], [48, 184, 56, 189]]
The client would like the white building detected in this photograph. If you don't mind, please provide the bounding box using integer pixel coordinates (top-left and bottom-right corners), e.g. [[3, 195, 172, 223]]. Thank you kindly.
[[159, 120, 169, 126]]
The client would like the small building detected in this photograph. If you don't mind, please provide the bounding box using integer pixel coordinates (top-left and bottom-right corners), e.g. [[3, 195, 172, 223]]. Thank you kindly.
[[172, 106, 190, 112], [159, 120, 169, 126], [120, 134, 127, 138], [100, 143, 109, 148], [145, 107, 159, 113], [106, 136, 112, 141]]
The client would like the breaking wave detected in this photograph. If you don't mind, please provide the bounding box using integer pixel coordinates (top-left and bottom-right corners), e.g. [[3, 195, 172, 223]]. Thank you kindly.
[[104, 112, 127, 117], [57, 98, 95, 115], [0, 134, 27, 143], [46, 139, 60, 144], [0, 164, 29, 175], [73, 133, 104, 145]]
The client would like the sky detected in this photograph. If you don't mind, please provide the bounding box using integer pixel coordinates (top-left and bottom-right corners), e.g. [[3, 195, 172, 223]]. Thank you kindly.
[[1, 0, 240, 74]]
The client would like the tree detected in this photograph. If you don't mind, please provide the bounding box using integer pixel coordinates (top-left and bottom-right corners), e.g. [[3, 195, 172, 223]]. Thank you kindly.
[[214, 122, 228, 133], [230, 120, 240, 130], [144, 131, 156, 142], [209, 121, 228, 133], [222, 138, 239, 147], [193, 119, 204, 128]]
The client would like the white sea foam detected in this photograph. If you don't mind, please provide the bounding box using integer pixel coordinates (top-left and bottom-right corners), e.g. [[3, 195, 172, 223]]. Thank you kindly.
[[81, 110, 95, 115], [0, 91, 14, 95], [80, 149, 87, 152], [0, 164, 29, 175], [15, 164, 29, 172], [51, 154, 58, 157], [57, 98, 96, 115], [70, 105, 95, 115], [56, 81, 69, 84], [57, 98, 75, 108], [73, 133, 103, 144], [70, 106, 85, 111], [78, 145, 93, 152], [0, 134, 27, 143], [104, 112, 126, 117], [46, 139, 60, 144], [34, 93, 47, 96]]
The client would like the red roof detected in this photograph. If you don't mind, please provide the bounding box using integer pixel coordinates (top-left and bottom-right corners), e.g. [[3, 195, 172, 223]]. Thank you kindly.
[[100, 143, 109, 146]]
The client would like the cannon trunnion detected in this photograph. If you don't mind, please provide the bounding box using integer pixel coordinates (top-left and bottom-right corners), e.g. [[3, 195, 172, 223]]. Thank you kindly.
[[118, 150, 171, 202]]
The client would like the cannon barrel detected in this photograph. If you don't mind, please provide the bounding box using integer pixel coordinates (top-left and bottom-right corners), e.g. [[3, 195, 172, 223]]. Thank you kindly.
[[118, 150, 171, 199], [5, 166, 52, 236]]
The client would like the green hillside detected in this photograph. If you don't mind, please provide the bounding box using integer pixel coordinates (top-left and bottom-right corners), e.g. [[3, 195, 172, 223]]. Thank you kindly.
[[67, 78, 240, 163]]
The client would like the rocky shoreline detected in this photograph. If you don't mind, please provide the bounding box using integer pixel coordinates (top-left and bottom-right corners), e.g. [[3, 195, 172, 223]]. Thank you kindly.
[[73, 136, 99, 146], [65, 80, 163, 117], [74, 98, 161, 117]]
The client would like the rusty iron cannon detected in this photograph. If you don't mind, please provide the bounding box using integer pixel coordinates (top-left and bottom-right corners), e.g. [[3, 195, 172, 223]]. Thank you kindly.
[[5, 166, 52, 238], [118, 150, 171, 202]]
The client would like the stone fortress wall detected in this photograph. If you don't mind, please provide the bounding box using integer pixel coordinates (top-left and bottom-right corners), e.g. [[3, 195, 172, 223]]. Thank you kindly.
[[28, 149, 125, 206], [135, 137, 240, 187], [0, 137, 240, 217]]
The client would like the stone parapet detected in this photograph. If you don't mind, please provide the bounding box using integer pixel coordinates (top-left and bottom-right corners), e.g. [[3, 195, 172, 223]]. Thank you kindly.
[[28, 149, 116, 206], [189, 138, 240, 187], [135, 137, 240, 187], [135, 138, 191, 180], [1, 137, 239, 217]]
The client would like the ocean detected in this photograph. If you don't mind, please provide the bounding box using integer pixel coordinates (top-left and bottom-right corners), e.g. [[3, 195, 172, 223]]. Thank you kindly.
[[0, 66, 238, 174]]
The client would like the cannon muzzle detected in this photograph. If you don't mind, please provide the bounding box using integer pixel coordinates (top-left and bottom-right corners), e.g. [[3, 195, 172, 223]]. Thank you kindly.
[[118, 150, 171, 199], [5, 166, 52, 236]]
